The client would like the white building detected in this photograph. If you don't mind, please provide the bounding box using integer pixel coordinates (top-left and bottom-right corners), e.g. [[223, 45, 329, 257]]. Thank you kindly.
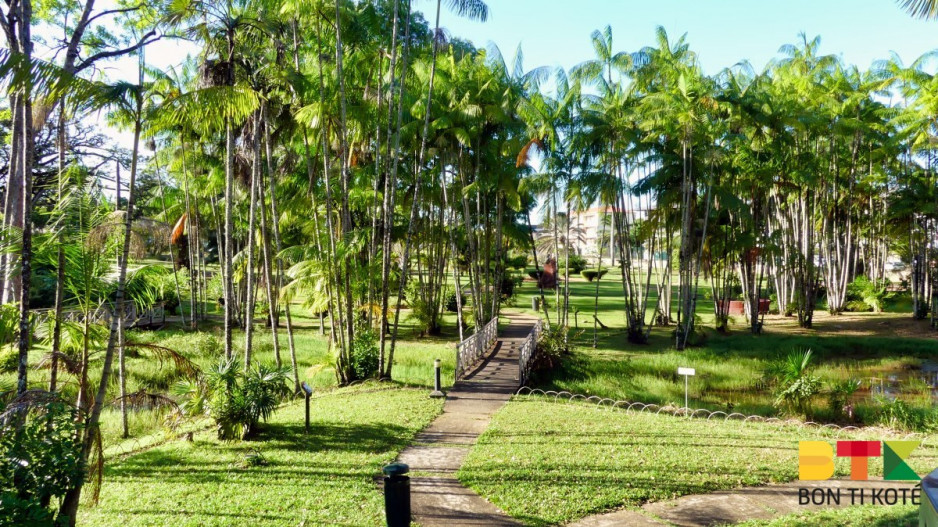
[[568, 206, 651, 265]]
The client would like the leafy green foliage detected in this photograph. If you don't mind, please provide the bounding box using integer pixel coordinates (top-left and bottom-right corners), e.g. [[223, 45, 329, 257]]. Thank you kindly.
[[445, 292, 466, 313], [827, 378, 861, 420], [0, 400, 83, 525], [845, 275, 889, 313], [532, 326, 574, 372], [580, 268, 608, 282], [559, 254, 587, 274], [873, 397, 938, 432], [769, 349, 821, 417], [202, 358, 290, 440], [350, 328, 379, 380], [0, 348, 16, 374]]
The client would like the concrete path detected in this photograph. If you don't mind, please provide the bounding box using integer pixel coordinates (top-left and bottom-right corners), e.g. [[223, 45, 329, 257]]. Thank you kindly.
[[397, 313, 537, 527], [566, 478, 919, 527]]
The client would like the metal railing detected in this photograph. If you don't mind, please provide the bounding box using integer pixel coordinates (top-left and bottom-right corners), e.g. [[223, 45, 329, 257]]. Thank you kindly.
[[30, 302, 167, 334], [518, 320, 543, 387], [455, 317, 499, 380]]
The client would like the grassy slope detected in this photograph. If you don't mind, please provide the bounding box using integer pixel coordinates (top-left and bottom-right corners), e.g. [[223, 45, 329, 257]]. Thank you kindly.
[[80, 386, 442, 527], [1, 301, 459, 448], [458, 397, 938, 527]]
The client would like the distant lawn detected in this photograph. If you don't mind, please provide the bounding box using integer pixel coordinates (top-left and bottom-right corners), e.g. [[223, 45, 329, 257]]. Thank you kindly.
[[80, 385, 442, 527], [458, 397, 938, 526], [508, 279, 938, 423]]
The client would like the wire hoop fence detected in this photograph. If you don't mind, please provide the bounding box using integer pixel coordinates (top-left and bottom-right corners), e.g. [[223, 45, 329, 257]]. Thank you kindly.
[[514, 386, 934, 442]]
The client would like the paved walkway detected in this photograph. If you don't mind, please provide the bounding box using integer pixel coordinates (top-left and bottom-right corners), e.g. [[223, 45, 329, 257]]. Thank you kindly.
[[567, 478, 919, 527], [397, 313, 537, 527]]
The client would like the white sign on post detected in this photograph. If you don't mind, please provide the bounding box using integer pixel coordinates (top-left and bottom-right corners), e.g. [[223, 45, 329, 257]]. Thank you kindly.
[[678, 367, 695, 411]]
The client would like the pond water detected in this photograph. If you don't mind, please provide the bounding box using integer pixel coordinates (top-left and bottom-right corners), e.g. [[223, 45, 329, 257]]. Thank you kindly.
[[690, 361, 938, 415]]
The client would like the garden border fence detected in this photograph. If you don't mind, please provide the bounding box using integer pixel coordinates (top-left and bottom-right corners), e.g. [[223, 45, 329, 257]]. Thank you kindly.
[[455, 317, 499, 380], [514, 387, 933, 440]]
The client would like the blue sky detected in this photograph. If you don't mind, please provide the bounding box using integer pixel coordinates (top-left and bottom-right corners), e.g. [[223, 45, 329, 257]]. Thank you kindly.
[[436, 0, 937, 79]]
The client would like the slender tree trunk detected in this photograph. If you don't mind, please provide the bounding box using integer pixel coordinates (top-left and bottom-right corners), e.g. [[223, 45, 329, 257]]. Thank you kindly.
[[15, 3, 34, 394], [50, 104, 67, 392], [387, 0, 443, 379], [223, 26, 236, 360], [59, 81, 143, 526], [243, 114, 261, 368]]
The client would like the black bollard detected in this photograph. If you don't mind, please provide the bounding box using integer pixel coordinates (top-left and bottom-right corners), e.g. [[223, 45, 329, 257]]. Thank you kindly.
[[383, 462, 410, 527], [429, 359, 445, 398]]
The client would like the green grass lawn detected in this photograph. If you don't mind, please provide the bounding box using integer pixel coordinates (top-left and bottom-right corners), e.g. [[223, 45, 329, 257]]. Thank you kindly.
[[731, 505, 918, 527], [80, 385, 442, 526], [509, 278, 938, 425], [1, 300, 459, 449], [457, 397, 938, 527]]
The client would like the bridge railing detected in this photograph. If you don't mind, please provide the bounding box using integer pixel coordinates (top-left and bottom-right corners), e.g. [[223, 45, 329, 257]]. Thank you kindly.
[[29, 302, 166, 334], [518, 320, 543, 387], [455, 317, 499, 380]]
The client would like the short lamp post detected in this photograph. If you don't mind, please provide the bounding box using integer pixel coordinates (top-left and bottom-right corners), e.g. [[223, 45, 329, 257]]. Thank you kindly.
[[430, 359, 445, 398], [301, 381, 313, 433]]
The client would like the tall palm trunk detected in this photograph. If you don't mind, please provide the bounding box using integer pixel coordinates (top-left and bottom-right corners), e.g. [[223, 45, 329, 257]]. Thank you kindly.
[[223, 25, 236, 359], [387, 0, 444, 379], [50, 104, 66, 392], [59, 80, 142, 527], [378, 0, 413, 377], [243, 114, 261, 368], [15, 0, 35, 395]]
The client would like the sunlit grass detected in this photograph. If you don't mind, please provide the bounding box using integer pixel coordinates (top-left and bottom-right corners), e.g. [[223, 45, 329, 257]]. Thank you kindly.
[[80, 386, 442, 527], [458, 397, 938, 526]]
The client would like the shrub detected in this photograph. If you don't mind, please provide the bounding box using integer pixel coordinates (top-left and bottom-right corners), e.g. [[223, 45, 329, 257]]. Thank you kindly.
[[844, 300, 872, 312], [874, 397, 938, 432], [205, 358, 290, 440], [565, 254, 587, 274], [846, 275, 888, 313], [827, 378, 861, 420], [527, 270, 542, 281], [532, 326, 574, 372], [445, 292, 466, 313], [0, 347, 17, 374], [505, 254, 529, 270], [350, 329, 379, 380], [500, 276, 516, 301], [0, 400, 83, 525], [580, 269, 609, 282], [769, 349, 821, 417]]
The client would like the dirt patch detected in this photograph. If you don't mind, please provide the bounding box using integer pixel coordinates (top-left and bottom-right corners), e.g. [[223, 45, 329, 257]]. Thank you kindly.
[[754, 312, 938, 339]]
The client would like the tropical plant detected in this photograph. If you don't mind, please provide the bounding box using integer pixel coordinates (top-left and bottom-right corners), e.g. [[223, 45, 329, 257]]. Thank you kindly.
[[203, 358, 290, 440], [769, 349, 821, 417]]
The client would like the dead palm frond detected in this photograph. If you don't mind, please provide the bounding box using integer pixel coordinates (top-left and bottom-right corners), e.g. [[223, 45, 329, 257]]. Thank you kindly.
[[516, 137, 545, 168], [110, 390, 180, 411], [123, 342, 201, 379], [35, 352, 81, 375]]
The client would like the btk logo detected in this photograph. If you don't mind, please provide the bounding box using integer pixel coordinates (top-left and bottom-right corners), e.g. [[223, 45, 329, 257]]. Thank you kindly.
[[799, 441, 920, 481]]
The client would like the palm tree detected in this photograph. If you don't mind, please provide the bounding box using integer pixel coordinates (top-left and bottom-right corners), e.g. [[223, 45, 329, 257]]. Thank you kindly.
[[897, 0, 938, 19]]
